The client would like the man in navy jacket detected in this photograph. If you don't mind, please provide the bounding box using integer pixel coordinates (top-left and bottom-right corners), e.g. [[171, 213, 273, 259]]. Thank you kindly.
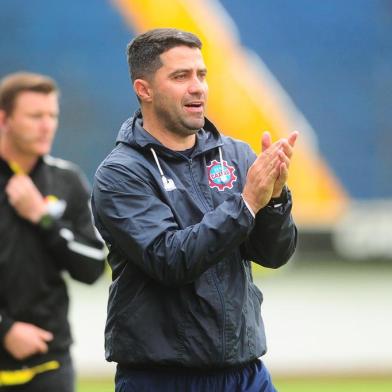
[[92, 28, 298, 392]]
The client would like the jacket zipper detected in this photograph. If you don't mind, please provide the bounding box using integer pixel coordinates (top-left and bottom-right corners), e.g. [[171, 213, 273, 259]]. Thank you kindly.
[[188, 158, 210, 212], [188, 158, 226, 364]]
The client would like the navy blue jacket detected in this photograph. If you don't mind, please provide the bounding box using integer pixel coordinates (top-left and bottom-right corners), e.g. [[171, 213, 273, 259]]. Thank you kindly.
[[92, 110, 297, 369]]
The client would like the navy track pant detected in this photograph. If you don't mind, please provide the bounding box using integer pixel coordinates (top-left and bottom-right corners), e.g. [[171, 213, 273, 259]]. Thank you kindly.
[[115, 359, 278, 392]]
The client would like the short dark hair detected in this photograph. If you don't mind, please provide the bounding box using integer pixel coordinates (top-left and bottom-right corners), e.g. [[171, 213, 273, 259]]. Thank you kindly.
[[0, 72, 58, 115], [127, 28, 202, 82]]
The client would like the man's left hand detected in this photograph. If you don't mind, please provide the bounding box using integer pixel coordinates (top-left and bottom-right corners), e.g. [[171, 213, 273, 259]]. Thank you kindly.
[[262, 131, 299, 198]]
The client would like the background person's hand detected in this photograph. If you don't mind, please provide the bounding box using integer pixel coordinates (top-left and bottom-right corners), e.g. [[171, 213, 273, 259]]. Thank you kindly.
[[5, 174, 48, 223], [3, 322, 53, 360]]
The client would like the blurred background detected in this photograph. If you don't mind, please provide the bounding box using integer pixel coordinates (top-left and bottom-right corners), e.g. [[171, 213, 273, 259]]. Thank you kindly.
[[1, 0, 391, 390]]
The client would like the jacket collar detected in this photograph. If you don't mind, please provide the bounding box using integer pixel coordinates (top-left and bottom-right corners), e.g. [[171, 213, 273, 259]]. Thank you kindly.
[[0, 155, 44, 177], [116, 109, 223, 158]]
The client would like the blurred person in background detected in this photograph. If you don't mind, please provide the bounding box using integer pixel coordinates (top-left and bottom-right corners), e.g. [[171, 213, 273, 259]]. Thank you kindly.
[[92, 28, 298, 392], [0, 72, 106, 392]]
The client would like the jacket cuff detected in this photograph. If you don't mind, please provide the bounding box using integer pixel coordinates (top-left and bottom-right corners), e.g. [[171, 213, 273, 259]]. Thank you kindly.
[[0, 312, 14, 343], [241, 194, 256, 218], [263, 187, 292, 215], [37, 220, 67, 245]]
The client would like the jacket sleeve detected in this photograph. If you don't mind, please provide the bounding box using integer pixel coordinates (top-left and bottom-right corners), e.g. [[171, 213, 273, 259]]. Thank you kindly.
[[39, 169, 106, 284], [0, 310, 14, 344], [241, 189, 298, 268], [238, 143, 297, 268], [92, 166, 256, 286]]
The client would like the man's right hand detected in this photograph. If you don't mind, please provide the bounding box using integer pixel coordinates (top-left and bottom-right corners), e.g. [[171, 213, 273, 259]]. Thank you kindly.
[[3, 322, 53, 360]]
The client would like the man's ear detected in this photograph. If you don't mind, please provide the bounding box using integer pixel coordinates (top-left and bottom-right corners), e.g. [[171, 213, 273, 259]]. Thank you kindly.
[[133, 79, 152, 103]]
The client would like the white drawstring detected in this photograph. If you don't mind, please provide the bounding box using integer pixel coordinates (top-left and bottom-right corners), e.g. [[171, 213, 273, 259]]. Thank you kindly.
[[150, 147, 164, 176], [218, 147, 224, 177], [150, 147, 176, 191]]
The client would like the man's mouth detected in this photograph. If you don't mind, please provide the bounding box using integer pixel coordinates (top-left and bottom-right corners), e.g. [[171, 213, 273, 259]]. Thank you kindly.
[[184, 101, 204, 112]]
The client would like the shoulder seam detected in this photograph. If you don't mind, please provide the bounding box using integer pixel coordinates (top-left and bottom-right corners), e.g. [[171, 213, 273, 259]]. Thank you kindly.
[[43, 155, 76, 171]]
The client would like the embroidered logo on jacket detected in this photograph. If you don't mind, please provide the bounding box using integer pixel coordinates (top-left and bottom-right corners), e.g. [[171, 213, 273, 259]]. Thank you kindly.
[[206, 160, 237, 191]]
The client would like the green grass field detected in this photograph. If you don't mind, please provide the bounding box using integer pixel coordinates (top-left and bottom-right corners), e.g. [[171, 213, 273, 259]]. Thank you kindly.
[[78, 377, 392, 392], [78, 379, 113, 392], [274, 377, 392, 392]]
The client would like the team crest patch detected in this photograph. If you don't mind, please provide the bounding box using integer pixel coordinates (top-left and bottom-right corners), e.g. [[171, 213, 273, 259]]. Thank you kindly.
[[206, 160, 237, 191]]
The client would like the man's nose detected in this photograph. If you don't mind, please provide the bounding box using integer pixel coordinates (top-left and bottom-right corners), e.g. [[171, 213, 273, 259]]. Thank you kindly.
[[188, 76, 206, 95], [40, 116, 57, 133]]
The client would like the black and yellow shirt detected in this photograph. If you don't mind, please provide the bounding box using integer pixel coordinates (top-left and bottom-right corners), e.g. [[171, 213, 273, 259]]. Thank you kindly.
[[0, 155, 106, 373]]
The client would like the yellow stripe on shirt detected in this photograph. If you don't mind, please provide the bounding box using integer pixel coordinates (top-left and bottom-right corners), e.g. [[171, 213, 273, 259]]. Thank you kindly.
[[0, 360, 60, 386]]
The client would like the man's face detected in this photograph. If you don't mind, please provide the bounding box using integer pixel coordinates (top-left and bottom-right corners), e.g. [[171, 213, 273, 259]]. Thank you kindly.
[[149, 45, 208, 137], [1, 91, 59, 157]]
